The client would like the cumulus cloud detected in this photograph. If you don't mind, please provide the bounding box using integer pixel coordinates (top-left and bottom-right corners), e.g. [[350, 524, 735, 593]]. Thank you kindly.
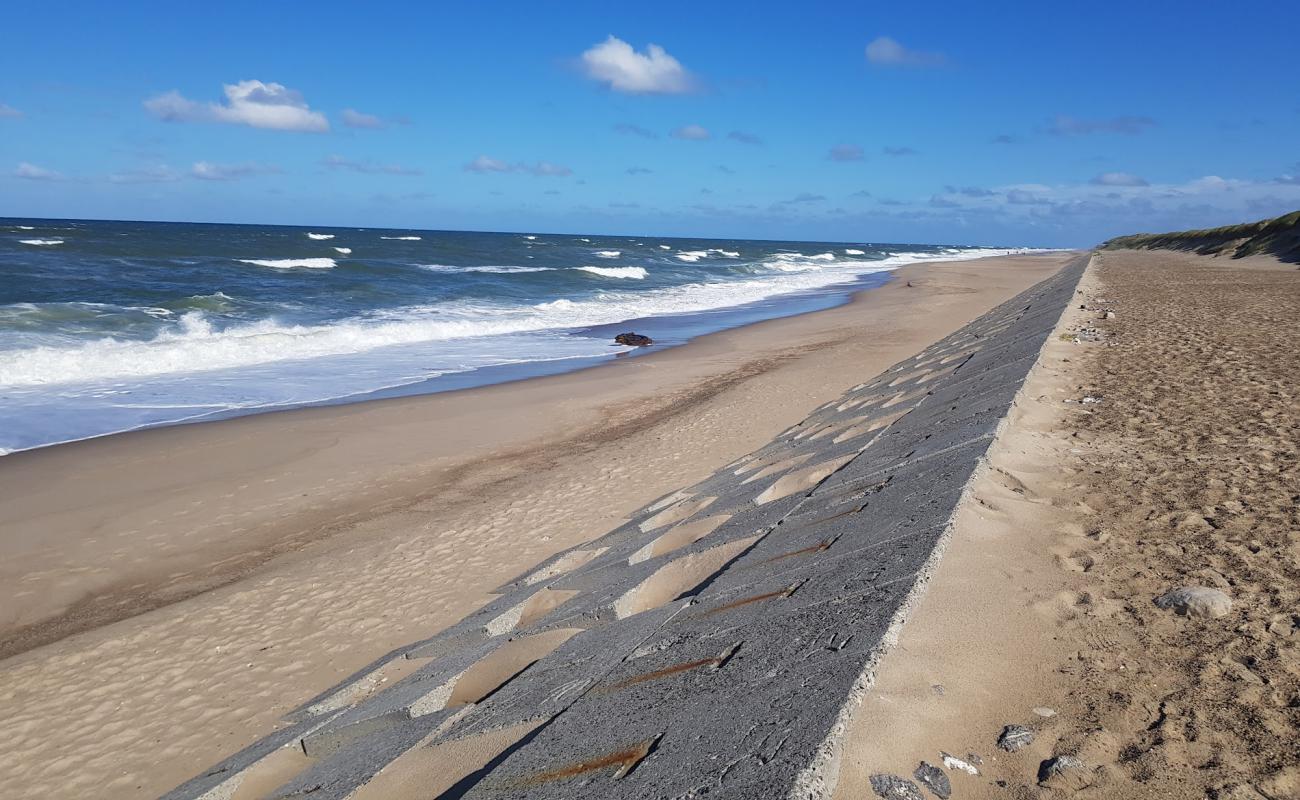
[[144, 80, 329, 132], [323, 154, 422, 176], [883, 146, 917, 157], [580, 36, 695, 94], [626, 166, 653, 175], [614, 122, 658, 138], [828, 144, 865, 162], [190, 161, 282, 181], [672, 124, 710, 141], [341, 109, 385, 129], [851, 189, 873, 198], [865, 37, 946, 67], [464, 155, 573, 176], [0, 104, 22, 119], [1091, 171, 1149, 187], [1047, 114, 1155, 136], [929, 195, 961, 208], [14, 162, 61, 181], [727, 130, 763, 145]]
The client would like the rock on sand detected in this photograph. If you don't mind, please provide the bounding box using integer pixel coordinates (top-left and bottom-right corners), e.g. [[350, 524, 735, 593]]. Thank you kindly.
[[1154, 586, 1233, 618]]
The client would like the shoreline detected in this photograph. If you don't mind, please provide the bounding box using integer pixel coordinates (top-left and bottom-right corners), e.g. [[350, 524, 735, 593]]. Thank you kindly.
[[0, 251, 1074, 799]]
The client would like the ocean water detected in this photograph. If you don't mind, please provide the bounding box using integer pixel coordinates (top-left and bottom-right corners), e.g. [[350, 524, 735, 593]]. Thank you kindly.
[[0, 218, 1036, 454]]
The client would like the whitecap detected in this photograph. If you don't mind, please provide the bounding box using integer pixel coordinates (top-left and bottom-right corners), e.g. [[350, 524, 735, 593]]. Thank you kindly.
[[524, 235, 537, 240], [238, 257, 336, 270], [307, 232, 335, 240], [334, 247, 352, 255], [419, 264, 555, 274], [17, 225, 35, 230], [675, 250, 709, 262], [658, 245, 672, 250], [19, 239, 63, 246], [708, 249, 740, 258], [594, 250, 621, 258], [381, 235, 422, 241], [575, 266, 647, 279], [845, 248, 865, 255]]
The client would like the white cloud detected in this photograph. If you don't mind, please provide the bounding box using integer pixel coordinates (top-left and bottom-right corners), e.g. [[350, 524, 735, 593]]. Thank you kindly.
[[145, 80, 329, 132], [464, 156, 572, 176], [322, 154, 422, 176], [580, 36, 695, 94], [672, 124, 710, 141], [190, 161, 282, 181], [15, 162, 61, 181], [0, 104, 22, 119], [865, 37, 946, 67], [341, 108, 384, 129], [1091, 172, 1149, 187]]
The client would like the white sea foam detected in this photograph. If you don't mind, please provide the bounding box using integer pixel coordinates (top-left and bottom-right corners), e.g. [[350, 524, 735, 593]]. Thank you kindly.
[[524, 235, 537, 240], [658, 245, 672, 250], [594, 250, 621, 258], [20, 239, 63, 246], [575, 266, 647, 279], [334, 247, 352, 255], [307, 232, 335, 240], [675, 250, 709, 262], [17, 225, 35, 230], [381, 236, 422, 241], [845, 248, 865, 255], [238, 257, 337, 270], [0, 247, 1021, 390], [709, 249, 740, 258]]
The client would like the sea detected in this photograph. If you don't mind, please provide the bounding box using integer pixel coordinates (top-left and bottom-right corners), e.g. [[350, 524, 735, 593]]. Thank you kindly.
[[0, 218, 1039, 454]]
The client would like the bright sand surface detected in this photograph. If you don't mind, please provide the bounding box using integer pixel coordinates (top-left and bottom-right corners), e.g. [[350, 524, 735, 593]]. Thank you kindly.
[[833, 250, 1300, 798], [0, 253, 1073, 798]]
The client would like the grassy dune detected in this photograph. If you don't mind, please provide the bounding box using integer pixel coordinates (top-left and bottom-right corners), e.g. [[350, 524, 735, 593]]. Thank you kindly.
[[1102, 209, 1300, 263]]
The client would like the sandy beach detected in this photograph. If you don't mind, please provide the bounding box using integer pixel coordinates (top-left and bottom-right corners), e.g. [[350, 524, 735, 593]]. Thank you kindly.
[[0, 252, 1073, 798], [834, 250, 1300, 798]]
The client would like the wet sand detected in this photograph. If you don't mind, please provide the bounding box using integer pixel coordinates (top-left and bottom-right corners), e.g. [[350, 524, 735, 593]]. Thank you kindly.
[[0, 253, 1072, 798], [834, 250, 1300, 798]]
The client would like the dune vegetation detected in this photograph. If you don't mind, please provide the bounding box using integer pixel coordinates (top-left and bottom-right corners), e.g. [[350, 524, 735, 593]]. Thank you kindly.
[[1102, 209, 1300, 263]]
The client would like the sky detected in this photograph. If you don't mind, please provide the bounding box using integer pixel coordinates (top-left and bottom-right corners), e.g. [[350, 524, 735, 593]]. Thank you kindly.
[[2, 0, 1297, 247]]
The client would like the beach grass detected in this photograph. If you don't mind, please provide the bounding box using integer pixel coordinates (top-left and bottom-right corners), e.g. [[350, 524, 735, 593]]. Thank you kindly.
[[1101, 209, 1300, 263]]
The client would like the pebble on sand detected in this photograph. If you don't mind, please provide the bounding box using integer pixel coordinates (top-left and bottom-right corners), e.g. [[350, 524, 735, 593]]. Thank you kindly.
[[913, 762, 952, 799], [1037, 755, 1089, 789], [1154, 586, 1233, 618], [869, 773, 925, 800], [997, 724, 1035, 752]]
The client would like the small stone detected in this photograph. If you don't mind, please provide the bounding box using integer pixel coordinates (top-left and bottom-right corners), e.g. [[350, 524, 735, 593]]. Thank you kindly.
[[1104, 311, 1116, 319], [869, 773, 925, 800], [1154, 586, 1233, 618], [941, 752, 980, 775], [1032, 707, 1057, 718], [997, 724, 1035, 752], [1037, 755, 1088, 788], [914, 762, 952, 798]]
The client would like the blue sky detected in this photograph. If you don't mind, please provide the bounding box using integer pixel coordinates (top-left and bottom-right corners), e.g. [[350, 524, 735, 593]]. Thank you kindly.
[[2, 0, 1297, 247]]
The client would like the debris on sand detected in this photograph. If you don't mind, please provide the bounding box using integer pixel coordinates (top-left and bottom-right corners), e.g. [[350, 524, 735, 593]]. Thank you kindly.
[[1154, 586, 1232, 618]]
